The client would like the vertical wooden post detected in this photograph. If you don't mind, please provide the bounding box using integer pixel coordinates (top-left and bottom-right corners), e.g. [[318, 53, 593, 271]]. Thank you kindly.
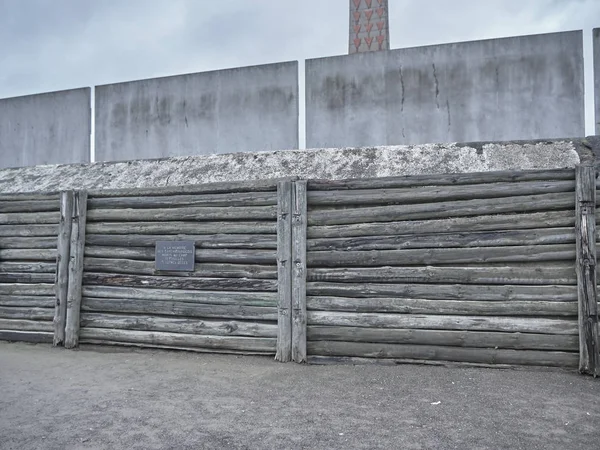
[[575, 164, 599, 376], [64, 191, 88, 349], [275, 181, 293, 362], [53, 191, 74, 346], [292, 181, 307, 363]]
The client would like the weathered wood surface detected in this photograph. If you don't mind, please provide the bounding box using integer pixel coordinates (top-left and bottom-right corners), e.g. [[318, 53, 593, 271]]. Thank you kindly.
[[0, 200, 60, 213], [83, 285, 277, 306], [292, 181, 307, 363], [87, 205, 277, 222], [306, 282, 576, 301], [65, 191, 88, 349], [307, 311, 578, 335], [308, 169, 575, 191], [307, 265, 577, 285], [0, 284, 54, 296], [83, 272, 277, 292], [84, 246, 276, 264], [86, 221, 276, 235], [81, 313, 277, 338], [0, 296, 55, 307], [0, 307, 54, 321], [308, 211, 575, 239], [79, 340, 274, 356], [0, 331, 53, 344], [0, 318, 54, 332], [276, 181, 293, 362], [84, 258, 277, 279], [88, 178, 288, 198], [0, 237, 58, 249], [0, 192, 60, 202], [307, 326, 579, 351], [308, 193, 574, 226], [307, 228, 575, 252], [88, 192, 277, 209], [85, 234, 277, 249], [0, 262, 55, 273], [0, 249, 57, 261], [306, 297, 577, 316], [0, 273, 56, 284], [0, 211, 60, 225], [308, 180, 576, 207], [575, 164, 600, 376], [81, 298, 278, 321], [53, 191, 74, 346], [307, 341, 578, 367], [79, 328, 276, 352], [307, 244, 575, 267], [0, 224, 58, 237]]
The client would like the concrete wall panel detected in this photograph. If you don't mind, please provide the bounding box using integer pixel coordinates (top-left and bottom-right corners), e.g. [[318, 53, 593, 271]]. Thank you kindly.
[[306, 31, 585, 148], [594, 28, 599, 135], [0, 88, 91, 168], [95, 62, 299, 162]]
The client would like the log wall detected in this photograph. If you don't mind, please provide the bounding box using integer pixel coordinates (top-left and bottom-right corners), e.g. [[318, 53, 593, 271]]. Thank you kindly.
[[304, 170, 581, 368], [78, 181, 281, 355], [0, 192, 60, 343]]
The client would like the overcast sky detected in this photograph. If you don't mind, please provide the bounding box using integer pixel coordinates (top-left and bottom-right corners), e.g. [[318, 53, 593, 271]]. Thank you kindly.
[[0, 0, 598, 141]]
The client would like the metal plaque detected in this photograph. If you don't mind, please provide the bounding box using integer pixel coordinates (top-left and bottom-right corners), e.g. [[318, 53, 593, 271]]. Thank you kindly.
[[155, 241, 195, 272]]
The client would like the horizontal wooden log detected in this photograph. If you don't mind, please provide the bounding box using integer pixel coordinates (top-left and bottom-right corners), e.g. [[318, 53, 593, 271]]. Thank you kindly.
[[0, 224, 58, 237], [308, 169, 575, 190], [0, 262, 55, 274], [306, 297, 577, 316], [0, 318, 54, 332], [0, 306, 54, 321], [88, 178, 287, 198], [0, 237, 57, 249], [83, 286, 277, 306], [307, 326, 579, 351], [308, 193, 574, 226], [308, 228, 575, 252], [0, 296, 55, 307], [307, 311, 578, 335], [79, 328, 276, 352], [0, 211, 60, 225], [0, 273, 56, 284], [306, 282, 576, 302], [87, 206, 277, 222], [308, 180, 576, 207], [86, 221, 276, 235], [0, 192, 59, 202], [81, 298, 277, 321], [308, 211, 575, 239], [83, 272, 277, 292], [81, 313, 277, 338], [80, 340, 274, 355], [307, 244, 575, 267], [88, 192, 277, 209], [307, 341, 578, 367], [84, 246, 276, 264], [84, 258, 276, 279], [0, 200, 60, 213], [0, 331, 53, 343], [307, 265, 577, 285], [85, 233, 277, 249], [0, 249, 56, 262], [0, 284, 54, 296]]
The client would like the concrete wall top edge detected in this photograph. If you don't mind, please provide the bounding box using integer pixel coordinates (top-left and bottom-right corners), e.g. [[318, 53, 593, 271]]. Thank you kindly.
[[94, 61, 299, 89], [306, 29, 583, 64], [0, 139, 582, 194], [0, 86, 90, 102]]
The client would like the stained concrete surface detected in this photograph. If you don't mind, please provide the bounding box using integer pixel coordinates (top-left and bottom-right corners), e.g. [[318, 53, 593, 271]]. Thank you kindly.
[[0, 342, 599, 450]]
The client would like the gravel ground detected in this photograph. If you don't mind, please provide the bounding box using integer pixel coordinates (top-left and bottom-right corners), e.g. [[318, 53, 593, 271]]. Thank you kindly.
[[0, 341, 599, 450]]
